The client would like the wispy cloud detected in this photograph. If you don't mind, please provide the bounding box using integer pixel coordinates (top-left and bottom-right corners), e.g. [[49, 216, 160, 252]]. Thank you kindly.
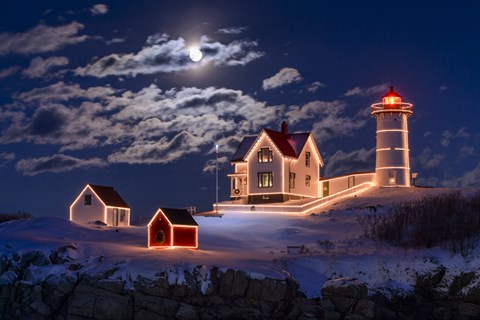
[[441, 127, 470, 147], [307, 81, 325, 93], [262, 67, 303, 90], [0, 66, 20, 79], [343, 83, 389, 97], [323, 148, 375, 177], [216, 26, 248, 34], [22, 56, 69, 78], [75, 33, 264, 78], [0, 152, 15, 166], [15, 154, 106, 176], [90, 4, 108, 16], [285, 100, 368, 143], [416, 147, 445, 169], [0, 22, 88, 56]]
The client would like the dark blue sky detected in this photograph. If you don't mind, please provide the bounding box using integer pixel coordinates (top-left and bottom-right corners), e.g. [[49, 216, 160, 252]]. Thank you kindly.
[[1, 1, 479, 218]]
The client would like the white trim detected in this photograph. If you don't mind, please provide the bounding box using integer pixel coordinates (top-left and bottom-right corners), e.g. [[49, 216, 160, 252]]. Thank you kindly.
[[376, 129, 408, 133], [376, 166, 410, 170], [376, 148, 409, 152]]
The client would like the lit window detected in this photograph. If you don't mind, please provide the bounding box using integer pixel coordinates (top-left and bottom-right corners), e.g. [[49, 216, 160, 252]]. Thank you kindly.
[[84, 194, 92, 206], [258, 172, 273, 188], [289, 172, 296, 189], [388, 171, 397, 185], [305, 175, 311, 187], [305, 152, 311, 167], [257, 148, 273, 163]]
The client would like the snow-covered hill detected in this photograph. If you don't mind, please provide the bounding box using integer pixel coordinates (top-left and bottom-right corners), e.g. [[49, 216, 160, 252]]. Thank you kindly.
[[1, 186, 479, 299]]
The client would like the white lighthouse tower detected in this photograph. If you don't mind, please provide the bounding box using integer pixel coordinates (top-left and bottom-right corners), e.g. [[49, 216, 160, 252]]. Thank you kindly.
[[371, 87, 413, 187]]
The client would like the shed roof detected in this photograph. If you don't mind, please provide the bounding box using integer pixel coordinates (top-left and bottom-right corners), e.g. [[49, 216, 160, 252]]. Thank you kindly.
[[157, 208, 198, 226], [88, 184, 129, 208]]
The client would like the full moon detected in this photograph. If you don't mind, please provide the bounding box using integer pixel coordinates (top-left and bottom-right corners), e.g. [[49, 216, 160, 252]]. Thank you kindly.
[[189, 47, 203, 62]]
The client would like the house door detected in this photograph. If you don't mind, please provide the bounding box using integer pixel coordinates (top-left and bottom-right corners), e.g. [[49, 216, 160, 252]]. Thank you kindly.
[[112, 208, 119, 226]]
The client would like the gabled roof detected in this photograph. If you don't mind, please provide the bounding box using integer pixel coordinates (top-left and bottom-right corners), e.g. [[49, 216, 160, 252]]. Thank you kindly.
[[232, 127, 319, 163], [149, 208, 198, 226], [88, 184, 129, 208], [231, 136, 256, 162]]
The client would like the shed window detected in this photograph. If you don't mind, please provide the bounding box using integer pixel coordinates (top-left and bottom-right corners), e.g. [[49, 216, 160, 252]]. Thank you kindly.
[[84, 194, 92, 205]]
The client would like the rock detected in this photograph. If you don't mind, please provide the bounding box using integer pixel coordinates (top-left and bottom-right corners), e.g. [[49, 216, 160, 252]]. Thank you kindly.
[[449, 272, 475, 296], [231, 270, 250, 297], [457, 302, 480, 318], [353, 299, 375, 318], [0, 271, 18, 285], [30, 300, 51, 317], [49, 245, 78, 264], [21, 251, 50, 267], [175, 303, 199, 320], [415, 267, 446, 291], [343, 314, 364, 320], [246, 279, 263, 300], [324, 309, 342, 320], [322, 278, 368, 300], [433, 306, 452, 320], [133, 292, 179, 317], [330, 296, 356, 313]]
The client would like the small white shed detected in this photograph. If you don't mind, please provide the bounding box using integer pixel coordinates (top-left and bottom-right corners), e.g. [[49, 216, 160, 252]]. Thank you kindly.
[[69, 184, 130, 226]]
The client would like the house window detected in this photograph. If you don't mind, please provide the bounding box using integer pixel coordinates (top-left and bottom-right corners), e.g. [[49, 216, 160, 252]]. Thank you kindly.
[[258, 172, 273, 188], [120, 210, 126, 222], [305, 152, 311, 167], [289, 172, 296, 189], [305, 175, 311, 187], [84, 194, 92, 206], [257, 148, 273, 163]]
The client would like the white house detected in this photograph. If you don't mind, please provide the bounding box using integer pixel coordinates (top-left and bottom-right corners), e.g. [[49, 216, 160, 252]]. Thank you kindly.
[[70, 184, 131, 226], [229, 121, 324, 204]]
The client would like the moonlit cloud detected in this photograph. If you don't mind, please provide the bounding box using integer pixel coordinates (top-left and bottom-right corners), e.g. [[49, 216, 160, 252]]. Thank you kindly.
[[203, 156, 229, 173], [0, 152, 15, 166], [323, 148, 375, 177], [416, 147, 445, 169], [343, 83, 389, 97], [441, 127, 470, 147], [15, 81, 116, 102], [307, 81, 325, 93], [22, 56, 69, 78], [0, 22, 88, 56], [285, 100, 368, 143], [75, 34, 264, 78], [91, 4, 109, 16], [0, 66, 20, 79], [216, 26, 248, 34], [262, 67, 303, 90], [15, 154, 106, 176]]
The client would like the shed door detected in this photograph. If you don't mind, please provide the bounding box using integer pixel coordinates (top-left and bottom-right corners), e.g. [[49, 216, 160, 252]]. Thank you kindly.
[[322, 181, 329, 197], [112, 208, 119, 226]]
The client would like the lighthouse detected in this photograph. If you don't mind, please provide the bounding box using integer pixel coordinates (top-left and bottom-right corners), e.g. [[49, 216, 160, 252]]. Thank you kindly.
[[371, 87, 413, 187]]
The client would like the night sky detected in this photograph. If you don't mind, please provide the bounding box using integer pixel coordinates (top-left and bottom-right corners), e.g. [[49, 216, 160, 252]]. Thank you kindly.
[[1, 1, 479, 218]]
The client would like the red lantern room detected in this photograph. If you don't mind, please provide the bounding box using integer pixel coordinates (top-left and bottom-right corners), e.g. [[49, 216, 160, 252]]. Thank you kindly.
[[382, 86, 402, 106]]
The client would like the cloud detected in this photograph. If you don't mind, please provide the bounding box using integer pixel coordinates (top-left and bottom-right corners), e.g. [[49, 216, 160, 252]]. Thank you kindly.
[[0, 21, 88, 56], [15, 81, 116, 103], [323, 148, 376, 177], [15, 154, 106, 176], [343, 83, 389, 97], [202, 156, 229, 173], [459, 146, 475, 157], [440, 84, 448, 91], [106, 38, 125, 45], [307, 81, 325, 93], [75, 34, 264, 78], [0, 66, 20, 79], [108, 131, 205, 164], [22, 56, 69, 78], [91, 4, 108, 15], [262, 67, 302, 90], [285, 100, 368, 143], [441, 127, 469, 147], [216, 26, 248, 34], [416, 147, 445, 169], [0, 152, 15, 166]]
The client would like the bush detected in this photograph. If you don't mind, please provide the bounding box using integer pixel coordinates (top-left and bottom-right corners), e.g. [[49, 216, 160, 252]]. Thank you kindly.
[[358, 191, 480, 255], [0, 211, 32, 224]]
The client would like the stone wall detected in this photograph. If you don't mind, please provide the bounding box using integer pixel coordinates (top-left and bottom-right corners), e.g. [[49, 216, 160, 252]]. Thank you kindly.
[[1, 249, 480, 319]]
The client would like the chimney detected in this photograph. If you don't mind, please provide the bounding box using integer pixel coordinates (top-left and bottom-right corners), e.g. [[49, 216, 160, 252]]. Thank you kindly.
[[281, 121, 288, 135]]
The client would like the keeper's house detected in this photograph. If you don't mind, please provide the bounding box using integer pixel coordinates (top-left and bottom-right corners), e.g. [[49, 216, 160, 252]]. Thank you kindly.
[[229, 121, 324, 204], [70, 184, 130, 226]]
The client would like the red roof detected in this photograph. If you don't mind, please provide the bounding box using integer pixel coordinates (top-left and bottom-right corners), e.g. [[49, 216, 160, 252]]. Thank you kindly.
[[231, 127, 315, 162], [89, 184, 129, 208]]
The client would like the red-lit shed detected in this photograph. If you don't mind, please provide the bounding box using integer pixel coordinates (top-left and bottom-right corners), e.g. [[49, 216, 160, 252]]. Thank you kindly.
[[147, 208, 198, 249]]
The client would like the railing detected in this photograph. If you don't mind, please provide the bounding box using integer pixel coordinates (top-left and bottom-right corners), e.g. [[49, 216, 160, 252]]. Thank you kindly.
[[371, 102, 413, 114]]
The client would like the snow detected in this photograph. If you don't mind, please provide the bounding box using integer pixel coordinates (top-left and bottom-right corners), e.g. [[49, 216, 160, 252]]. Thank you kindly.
[[1, 186, 479, 299]]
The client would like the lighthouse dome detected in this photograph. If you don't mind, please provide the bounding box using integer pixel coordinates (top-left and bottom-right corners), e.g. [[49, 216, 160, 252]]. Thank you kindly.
[[382, 86, 402, 105]]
